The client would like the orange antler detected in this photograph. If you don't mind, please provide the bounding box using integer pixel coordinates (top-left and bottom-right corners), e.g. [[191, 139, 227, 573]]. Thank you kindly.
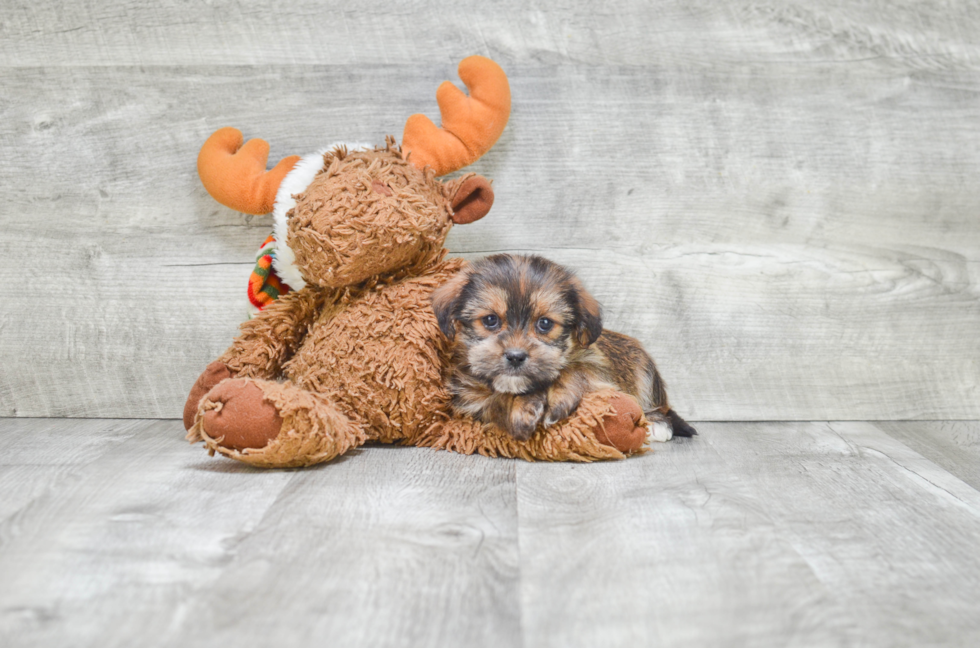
[[197, 127, 300, 215], [402, 56, 511, 177]]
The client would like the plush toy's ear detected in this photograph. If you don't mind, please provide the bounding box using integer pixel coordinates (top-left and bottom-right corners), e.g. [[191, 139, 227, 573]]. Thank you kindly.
[[450, 175, 494, 224], [430, 267, 472, 340], [570, 276, 603, 347]]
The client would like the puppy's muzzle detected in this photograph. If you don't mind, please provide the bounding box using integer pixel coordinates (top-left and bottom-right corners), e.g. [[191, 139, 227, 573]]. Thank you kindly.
[[504, 349, 528, 368]]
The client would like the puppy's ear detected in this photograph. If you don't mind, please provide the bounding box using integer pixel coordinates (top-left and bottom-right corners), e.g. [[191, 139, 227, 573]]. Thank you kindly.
[[570, 276, 603, 347], [430, 266, 472, 341]]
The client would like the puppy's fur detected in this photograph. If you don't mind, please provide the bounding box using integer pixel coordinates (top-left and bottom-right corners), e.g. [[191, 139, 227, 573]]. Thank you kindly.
[[431, 254, 697, 441]]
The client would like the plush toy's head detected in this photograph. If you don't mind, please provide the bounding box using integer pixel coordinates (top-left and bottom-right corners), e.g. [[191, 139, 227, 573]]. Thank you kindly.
[[197, 56, 510, 292], [287, 141, 493, 288]]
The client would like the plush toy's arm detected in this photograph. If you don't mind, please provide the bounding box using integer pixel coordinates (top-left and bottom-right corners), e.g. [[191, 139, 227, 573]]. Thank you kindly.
[[183, 285, 329, 430], [415, 389, 648, 462], [219, 285, 330, 378]]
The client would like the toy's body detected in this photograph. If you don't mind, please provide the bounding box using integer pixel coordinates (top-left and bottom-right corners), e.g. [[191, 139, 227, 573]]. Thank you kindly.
[[259, 265, 462, 446], [184, 57, 652, 468], [196, 257, 465, 466]]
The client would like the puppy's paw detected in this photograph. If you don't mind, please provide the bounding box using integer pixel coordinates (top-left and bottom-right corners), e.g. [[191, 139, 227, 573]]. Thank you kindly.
[[508, 393, 547, 441], [544, 399, 578, 427], [543, 410, 564, 427], [544, 378, 585, 426], [648, 420, 673, 443]]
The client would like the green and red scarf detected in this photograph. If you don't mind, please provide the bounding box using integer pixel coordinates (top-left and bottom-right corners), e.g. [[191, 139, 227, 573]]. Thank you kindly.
[[248, 234, 292, 313]]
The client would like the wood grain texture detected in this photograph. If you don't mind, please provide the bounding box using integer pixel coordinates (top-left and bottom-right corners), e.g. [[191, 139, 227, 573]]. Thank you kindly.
[[0, 419, 520, 648], [516, 421, 980, 647], [878, 420, 980, 491], [172, 448, 520, 648], [1, 1, 977, 68], [1, 2, 979, 420], [0, 419, 296, 647], [3, 418, 980, 647]]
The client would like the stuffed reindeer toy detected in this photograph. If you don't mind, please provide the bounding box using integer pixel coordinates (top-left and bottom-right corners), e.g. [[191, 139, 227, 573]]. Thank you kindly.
[[184, 56, 652, 467]]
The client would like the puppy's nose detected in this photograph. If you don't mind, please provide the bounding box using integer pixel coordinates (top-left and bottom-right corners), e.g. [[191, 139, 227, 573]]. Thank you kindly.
[[504, 349, 528, 367]]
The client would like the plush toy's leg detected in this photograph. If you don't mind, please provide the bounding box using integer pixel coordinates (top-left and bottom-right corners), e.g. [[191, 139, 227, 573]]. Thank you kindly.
[[593, 393, 648, 453], [415, 389, 648, 462], [187, 378, 367, 468], [196, 379, 283, 451], [183, 360, 235, 431]]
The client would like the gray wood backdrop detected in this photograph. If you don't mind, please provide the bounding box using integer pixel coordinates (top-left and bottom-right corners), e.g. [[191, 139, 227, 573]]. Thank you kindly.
[[1, 0, 978, 421]]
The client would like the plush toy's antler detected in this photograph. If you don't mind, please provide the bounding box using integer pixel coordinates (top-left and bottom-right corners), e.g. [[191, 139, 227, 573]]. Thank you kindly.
[[198, 57, 509, 211], [198, 127, 301, 215], [402, 56, 511, 177]]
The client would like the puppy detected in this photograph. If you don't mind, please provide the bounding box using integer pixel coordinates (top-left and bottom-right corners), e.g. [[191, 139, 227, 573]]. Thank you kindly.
[[431, 254, 697, 442]]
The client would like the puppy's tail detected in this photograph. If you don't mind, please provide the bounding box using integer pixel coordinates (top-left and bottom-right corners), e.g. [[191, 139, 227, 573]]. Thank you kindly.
[[666, 408, 698, 437]]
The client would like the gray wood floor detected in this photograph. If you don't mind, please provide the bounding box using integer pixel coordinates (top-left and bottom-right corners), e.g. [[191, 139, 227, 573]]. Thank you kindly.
[[2, 418, 980, 648]]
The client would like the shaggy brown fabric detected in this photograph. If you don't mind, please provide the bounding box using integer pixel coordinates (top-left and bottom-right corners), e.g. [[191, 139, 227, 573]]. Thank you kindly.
[[219, 286, 332, 379], [417, 389, 646, 462], [288, 143, 452, 289], [285, 257, 466, 444]]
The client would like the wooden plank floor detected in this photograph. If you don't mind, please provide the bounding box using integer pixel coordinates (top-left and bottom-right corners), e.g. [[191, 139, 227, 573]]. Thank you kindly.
[[2, 418, 979, 647]]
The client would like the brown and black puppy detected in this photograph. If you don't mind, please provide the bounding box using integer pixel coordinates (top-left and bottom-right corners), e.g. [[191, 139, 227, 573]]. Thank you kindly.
[[431, 254, 697, 441]]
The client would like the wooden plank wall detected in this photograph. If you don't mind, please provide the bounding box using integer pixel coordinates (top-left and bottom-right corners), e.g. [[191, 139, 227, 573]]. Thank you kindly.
[[1, 1, 978, 420]]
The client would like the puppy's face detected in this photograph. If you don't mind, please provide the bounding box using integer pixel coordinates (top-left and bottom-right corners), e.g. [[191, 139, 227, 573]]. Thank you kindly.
[[432, 255, 602, 395]]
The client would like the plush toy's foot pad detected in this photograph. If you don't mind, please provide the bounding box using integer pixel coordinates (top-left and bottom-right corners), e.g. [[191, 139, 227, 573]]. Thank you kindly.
[[200, 379, 283, 451], [594, 393, 648, 454], [183, 361, 234, 431]]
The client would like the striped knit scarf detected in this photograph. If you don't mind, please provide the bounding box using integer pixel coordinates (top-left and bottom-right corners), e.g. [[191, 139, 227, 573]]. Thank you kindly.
[[248, 234, 292, 314]]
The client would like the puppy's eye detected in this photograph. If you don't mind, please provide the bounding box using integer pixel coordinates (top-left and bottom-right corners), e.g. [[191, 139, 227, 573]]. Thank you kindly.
[[481, 314, 501, 330], [536, 317, 555, 333]]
